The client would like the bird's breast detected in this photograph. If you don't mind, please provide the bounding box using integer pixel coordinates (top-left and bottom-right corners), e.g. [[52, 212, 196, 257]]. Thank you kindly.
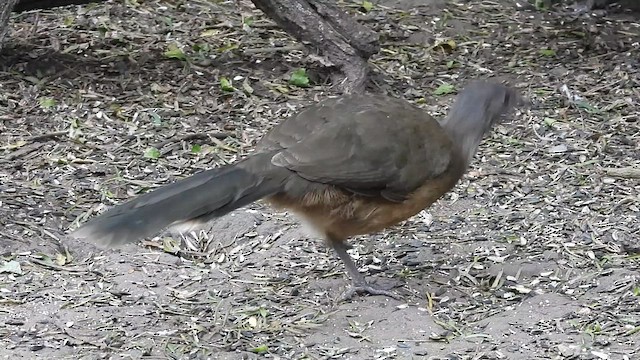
[[266, 164, 464, 240]]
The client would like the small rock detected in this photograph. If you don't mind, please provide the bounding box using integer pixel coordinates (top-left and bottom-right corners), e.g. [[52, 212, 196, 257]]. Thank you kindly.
[[29, 344, 44, 351], [557, 344, 579, 356], [414, 349, 428, 356]]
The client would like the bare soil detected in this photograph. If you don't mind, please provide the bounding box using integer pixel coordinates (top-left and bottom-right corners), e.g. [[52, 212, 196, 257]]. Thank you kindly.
[[1, 0, 639, 359]]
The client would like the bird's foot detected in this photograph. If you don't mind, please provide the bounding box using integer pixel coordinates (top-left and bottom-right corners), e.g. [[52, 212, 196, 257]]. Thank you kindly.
[[339, 282, 400, 302]]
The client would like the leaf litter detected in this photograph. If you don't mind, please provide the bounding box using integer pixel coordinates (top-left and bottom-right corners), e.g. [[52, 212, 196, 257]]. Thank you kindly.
[[0, 0, 638, 359]]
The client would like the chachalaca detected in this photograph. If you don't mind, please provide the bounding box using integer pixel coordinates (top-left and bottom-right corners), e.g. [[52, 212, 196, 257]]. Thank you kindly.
[[72, 80, 521, 300], [550, 0, 640, 15]]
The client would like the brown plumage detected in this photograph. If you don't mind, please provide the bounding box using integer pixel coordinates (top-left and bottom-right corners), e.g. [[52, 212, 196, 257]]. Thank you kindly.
[[72, 80, 521, 300]]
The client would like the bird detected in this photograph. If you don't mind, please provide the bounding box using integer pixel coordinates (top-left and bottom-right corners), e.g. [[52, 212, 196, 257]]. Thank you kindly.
[[548, 0, 640, 15], [72, 80, 521, 300]]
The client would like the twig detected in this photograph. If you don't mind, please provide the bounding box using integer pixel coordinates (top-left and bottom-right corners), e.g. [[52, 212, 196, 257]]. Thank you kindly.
[[29, 259, 90, 273], [1, 131, 70, 160], [211, 136, 238, 153], [153, 132, 232, 149], [24, 130, 68, 142], [243, 44, 305, 55], [2, 142, 39, 161], [605, 167, 640, 179]]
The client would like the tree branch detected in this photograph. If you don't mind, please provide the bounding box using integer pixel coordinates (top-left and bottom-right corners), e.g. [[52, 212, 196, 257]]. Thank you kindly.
[[250, 0, 379, 93]]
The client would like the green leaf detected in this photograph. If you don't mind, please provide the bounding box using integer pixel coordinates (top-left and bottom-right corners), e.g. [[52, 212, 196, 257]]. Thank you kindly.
[[446, 60, 456, 69], [144, 147, 161, 159], [220, 77, 235, 92], [543, 117, 557, 127], [574, 100, 602, 114], [55, 253, 69, 266], [97, 24, 109, 36], [39, 97, 56, 109], [534, 0, 547, 10], [192, 43, 210, 53], [164, 43, 187, 60], [102, 189, 115, 199], [534, 88, 553, 95], [191, 144, 202, 153], [259, 307, 268, 318], [162, 238, 180, 254], [539, 48, 556, 57], [274, 85, 289, 94], [0, 260, 22, 275], [250, 345, 269, 354], [432, 39, 457, 52], [433, 83, 455, 95], [361, 1, 373, 12], [217, 43, 239, 53], [150, 112, 162, 126], [200, 29, 219, 37], [289, 68, 310, 88]]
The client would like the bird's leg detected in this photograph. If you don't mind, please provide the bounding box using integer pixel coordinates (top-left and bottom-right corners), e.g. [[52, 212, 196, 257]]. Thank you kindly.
[[328, 236, 399, 301]]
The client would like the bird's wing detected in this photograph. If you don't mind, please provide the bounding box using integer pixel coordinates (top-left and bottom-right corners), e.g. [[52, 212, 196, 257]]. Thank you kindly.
[[259, 94, 455, 202]]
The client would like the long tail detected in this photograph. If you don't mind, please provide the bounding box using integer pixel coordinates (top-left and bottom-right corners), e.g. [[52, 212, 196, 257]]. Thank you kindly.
[[72, 152, 289, 247]]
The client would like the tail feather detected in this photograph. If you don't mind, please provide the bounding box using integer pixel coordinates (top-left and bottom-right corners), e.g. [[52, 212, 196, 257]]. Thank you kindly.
[[72, 153, 288, 247]]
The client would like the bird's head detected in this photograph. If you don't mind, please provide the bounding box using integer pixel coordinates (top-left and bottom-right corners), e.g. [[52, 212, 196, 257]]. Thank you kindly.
[[442, 80, 522, 165]]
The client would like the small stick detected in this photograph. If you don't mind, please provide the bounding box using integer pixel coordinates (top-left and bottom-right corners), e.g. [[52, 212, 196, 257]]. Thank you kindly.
[[243, 44, 305, 55], [153, 132, 232, 149], [605, 167, 640, 179], [24, 130, 68, 142]]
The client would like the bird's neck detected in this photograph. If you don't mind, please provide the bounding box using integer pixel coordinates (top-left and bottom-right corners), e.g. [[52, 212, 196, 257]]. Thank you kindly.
[[442, 123, 486, 169]]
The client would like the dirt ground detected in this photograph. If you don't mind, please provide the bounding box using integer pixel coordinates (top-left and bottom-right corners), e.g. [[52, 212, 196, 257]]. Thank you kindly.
[[1, 0, 639, 359]]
